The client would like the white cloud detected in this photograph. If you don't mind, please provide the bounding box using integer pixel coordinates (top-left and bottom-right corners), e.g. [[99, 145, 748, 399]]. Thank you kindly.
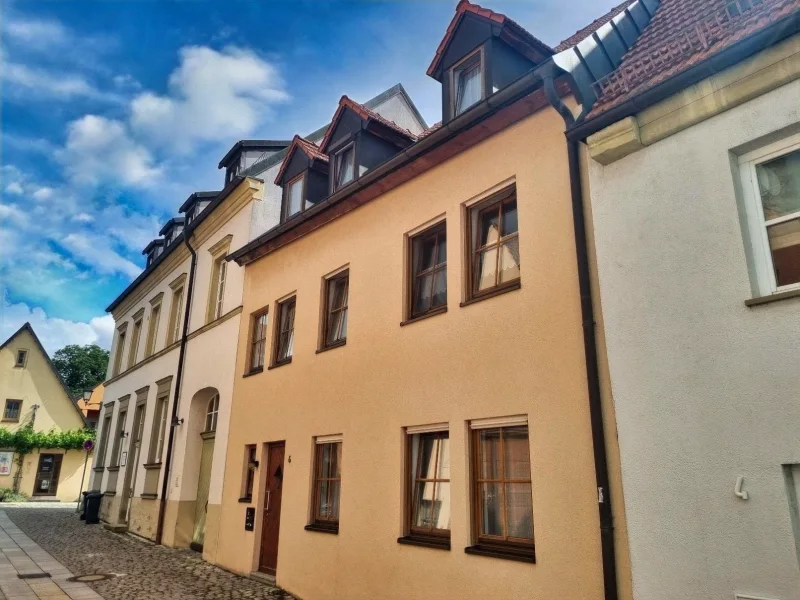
[[112, 74, 141, 91], [130, 45, 289, 151], [72, 213, 94, 223], [2, 61, 122, 103], [0, 203, 28, 225], [60, 232, 142, 279], [5, 182, 24, 195], [0, 296, 114, 353], [3, 16, 70, 47], [32, 187, 54, 201], [60, 115, 161, 187]]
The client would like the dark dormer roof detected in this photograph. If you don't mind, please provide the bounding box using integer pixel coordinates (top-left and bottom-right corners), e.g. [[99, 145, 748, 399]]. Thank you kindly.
[[218, 140, 292, 169], [319, 95, 418, 154], [274, 135, 329, 185], [427, 0, 554, 79], [142, 239, 165, 256], [159, 216, 186, 236], [555, 0, 631, 51], [179, 191, 220, 214]]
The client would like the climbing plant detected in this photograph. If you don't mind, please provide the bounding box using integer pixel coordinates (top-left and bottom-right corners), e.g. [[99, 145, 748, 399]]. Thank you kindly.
[[0, 426, 96, 454]]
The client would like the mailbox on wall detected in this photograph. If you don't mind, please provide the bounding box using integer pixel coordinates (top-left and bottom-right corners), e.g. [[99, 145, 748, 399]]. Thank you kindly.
[[245, 507, 255, 531]]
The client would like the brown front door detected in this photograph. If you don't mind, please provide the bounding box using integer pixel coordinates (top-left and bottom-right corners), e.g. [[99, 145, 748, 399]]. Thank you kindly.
[[258, 442, 285, 576], [33, 454, 62, 496]]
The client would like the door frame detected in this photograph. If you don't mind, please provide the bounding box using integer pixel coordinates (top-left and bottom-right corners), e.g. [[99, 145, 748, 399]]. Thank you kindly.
[[119, 399, 146, 523], [32, 452, 63, 497], [256, 441, 285, 576], [190, 431, 216, 552]]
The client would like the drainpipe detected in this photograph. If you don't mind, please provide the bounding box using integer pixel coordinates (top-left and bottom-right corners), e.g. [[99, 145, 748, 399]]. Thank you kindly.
[[542, 75, 619, 600], [156, 232, 197, 545]]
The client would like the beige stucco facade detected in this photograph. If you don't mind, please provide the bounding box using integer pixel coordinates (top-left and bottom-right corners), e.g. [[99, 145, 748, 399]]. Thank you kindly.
[[216, 100, 630, 599], [0, 325, 90, 502]]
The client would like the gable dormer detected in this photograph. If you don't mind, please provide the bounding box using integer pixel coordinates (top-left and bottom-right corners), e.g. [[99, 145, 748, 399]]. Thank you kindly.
[[159, 216, 185, 247], [218, 140, 291, 185], [179, 191, 219, 226], [428, 0, 554, 123], [142, 239, 165, 268], [319, 96, 417, 195], [274, 136, 330, 222]]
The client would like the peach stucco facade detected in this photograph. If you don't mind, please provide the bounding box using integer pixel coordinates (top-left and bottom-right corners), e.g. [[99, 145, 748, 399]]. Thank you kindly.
[[216, 103, 628, 599]]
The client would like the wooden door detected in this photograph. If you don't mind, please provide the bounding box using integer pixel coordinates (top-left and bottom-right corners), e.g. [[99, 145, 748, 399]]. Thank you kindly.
[[258, 442, 285, 576], [33, 454, 62, 496], [191, 433, 215, 550], [119, 403, 145, 523]]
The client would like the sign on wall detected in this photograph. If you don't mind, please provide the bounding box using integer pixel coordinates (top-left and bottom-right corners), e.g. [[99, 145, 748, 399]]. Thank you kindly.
[[0, 452, 14, 476]]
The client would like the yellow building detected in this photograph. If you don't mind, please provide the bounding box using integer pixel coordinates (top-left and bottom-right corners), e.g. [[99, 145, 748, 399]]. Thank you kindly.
[[0, 323, 90, 502], [214, 2, 632, 599]]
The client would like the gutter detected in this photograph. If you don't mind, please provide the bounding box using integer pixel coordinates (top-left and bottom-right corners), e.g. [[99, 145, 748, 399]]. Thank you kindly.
[[155, 231, 197, 545], [566, 10, 800, 142]]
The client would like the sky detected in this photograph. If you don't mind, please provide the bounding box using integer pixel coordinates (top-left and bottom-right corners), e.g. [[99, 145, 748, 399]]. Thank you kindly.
[[1, 0, 622, 354]]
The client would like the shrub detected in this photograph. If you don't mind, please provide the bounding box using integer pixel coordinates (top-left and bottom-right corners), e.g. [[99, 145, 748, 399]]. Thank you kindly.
[[0, 488, 28, 502]]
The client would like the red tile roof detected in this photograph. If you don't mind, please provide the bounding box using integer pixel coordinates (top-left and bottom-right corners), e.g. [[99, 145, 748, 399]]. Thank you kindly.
[[274, 135, 328, 185], [427, 0, 554, 77], [589, 0, 800, 117], [319, 95, 418, 153], [555, 0, 632, 51], [419, 122, 443, 139]]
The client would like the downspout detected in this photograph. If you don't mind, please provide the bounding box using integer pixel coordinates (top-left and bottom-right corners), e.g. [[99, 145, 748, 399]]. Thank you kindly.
[[542, 74, 618, 600], [155, 231, 197, 545]]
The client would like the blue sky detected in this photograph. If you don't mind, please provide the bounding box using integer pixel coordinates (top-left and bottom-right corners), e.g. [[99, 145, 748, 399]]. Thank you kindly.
[[1, 0, 621, 353]]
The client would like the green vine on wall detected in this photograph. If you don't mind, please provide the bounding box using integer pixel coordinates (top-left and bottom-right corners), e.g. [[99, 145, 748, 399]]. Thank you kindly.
[[0, 426, 96, 454]]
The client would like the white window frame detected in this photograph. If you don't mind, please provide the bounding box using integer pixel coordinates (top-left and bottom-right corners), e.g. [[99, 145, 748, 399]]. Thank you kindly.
[[738, 132, 800, 296]]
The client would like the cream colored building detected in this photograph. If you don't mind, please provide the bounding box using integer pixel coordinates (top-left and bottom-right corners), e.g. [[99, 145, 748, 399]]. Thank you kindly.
[[0, 323, 90, 502]]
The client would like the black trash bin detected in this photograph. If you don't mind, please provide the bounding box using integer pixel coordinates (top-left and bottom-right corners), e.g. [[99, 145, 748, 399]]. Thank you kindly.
[[84, 491, 102, 525], [80, 491, 90, 520]]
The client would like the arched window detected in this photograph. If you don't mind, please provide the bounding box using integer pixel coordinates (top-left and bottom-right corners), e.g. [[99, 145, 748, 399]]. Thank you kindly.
[[205, 394, 219, 432]]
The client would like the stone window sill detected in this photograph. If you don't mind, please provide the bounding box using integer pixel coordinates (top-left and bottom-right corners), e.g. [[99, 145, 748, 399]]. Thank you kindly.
[[304, 523, 338, 535], [238, 497, 253, 504], [745, 287, 800, 307], [268, 358, 292, 370], [243, 367, 263, 378], [141, 493, 158, 500], [464, 544, 535, 564], [316, 339, 346, 354], [142, 462, 162, 470], [460, 281, 521, 308], [397, 535, 450, 551]]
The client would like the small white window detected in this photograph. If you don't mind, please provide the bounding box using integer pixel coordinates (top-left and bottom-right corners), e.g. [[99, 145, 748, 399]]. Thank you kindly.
[[738, 134, 800, 296], [205, 394, 219, 433], [452, 49, 484, 117], [333, 145, 355, 191]]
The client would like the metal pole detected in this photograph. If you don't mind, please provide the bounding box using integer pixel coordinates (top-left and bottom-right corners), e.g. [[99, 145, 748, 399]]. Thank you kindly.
[[76, 451, 89, 512]]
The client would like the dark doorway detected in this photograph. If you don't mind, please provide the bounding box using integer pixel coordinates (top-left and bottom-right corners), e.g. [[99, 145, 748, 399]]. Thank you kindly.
[[258, 442, 285, 576], [33, 453, 62, 496]]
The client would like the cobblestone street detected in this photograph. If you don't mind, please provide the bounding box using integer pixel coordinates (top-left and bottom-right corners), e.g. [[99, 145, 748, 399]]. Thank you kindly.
[[0, 506, 293, 600]]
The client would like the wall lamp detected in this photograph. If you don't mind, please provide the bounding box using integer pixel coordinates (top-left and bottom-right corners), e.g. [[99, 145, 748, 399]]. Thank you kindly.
[[171, 417, 184, 427]]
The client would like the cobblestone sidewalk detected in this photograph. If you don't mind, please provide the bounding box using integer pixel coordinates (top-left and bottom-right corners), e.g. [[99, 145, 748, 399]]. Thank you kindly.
[[1, 507, 293, 600]]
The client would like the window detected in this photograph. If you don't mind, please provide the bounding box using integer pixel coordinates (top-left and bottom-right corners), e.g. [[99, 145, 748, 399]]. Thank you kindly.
[[409, 223, 447, 318], [205, 394, 219, 433], [405, 429, 450, 546], [148, 393, 169, 463], [468, 420, 534, 561], [209, 255, 227, 322], [96, 412, 113, 467], [241, 445, 258, 501], [111, 408, 127, 467], [283, 174, 305, 220], [739, 138, 800, 295], [468, 186, 520, 299], [452, 48, 484, 117], [249, 310, 269, 372], [112, 328, 126, 376], [14, 350, 27, 368], [309, 438, 342, 532], [167, 284, 184, 345], [145, 300, 161, 358], [333, 144, 355, 191], [273, 297, 296, 366], [127, 316, 143, 369], [3, 400, 21, 422], [322, 270, 349, 349]]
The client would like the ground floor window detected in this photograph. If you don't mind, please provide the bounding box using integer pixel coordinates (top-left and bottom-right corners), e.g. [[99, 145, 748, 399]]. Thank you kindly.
[[310, 437, 342, 532], [406, 429, 450, 545]]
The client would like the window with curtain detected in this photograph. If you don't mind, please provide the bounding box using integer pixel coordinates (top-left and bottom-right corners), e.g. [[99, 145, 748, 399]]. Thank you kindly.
[[310, 439, 342, 531], [453, 50, 483, 117], [284, 174, 304, 220], [469, 186, 520, 298], [470, 423, 534, 560], [323, 271, 349, 348], [333, 144, 355, 191], [250, 311, 269, 371], [3, 400, 21, 422], [410, 223, 447, 318], [274, 297, 296, 365], [407, 431, 450, 542]]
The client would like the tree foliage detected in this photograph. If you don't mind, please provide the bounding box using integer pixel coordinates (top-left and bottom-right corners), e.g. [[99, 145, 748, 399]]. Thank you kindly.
[[52, 344, 109, 397], [0, 426, 96, 454]]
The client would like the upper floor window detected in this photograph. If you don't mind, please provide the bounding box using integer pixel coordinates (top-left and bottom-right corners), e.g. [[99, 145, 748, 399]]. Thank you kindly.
[[322, 270, 349, 349], [333, 144, 355, 191], [409, 222, 447, 319], [145, 296, 162, 359], [249, 310, 269, 372], [205, 394, 220, 433], [111, 406, 128, 467], [112, 327, 127, 377], [96, 411, 113, 467], [167, 283, 184, 345], [127, 315, 143, 369], [273, 297, 296, 366], [739, 136, 800, 296], [208, 255, 228, 322], [452, 49, 483, 117], [14, 350, 27, 368], [3, 399, 21, 422], [149, 392, 169, 463], [467, 186, 520, 300]]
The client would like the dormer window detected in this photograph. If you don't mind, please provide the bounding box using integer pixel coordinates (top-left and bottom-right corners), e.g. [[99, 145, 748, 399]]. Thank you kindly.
[[284, 174, 305, 220], [333, 144, 355, 191], [452, 49, 484, 117]]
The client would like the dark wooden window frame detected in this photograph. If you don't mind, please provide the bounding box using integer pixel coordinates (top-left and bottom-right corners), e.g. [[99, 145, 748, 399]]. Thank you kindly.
[[248, 308, 269, 374], [408, 221, 448, 320], [308, 440, 342, 533], [240, 444, 258, 502], [320, 270, 349, 350], [331, 141, 356, 193], [465, 186, 520, 303], [14, 350, 27, 368], [281, 172, 308, 222], [467, 424, 535, 563], [3, 399, 21, 422], [271, 296, 296, 368], [449, 46, 486, 119]]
